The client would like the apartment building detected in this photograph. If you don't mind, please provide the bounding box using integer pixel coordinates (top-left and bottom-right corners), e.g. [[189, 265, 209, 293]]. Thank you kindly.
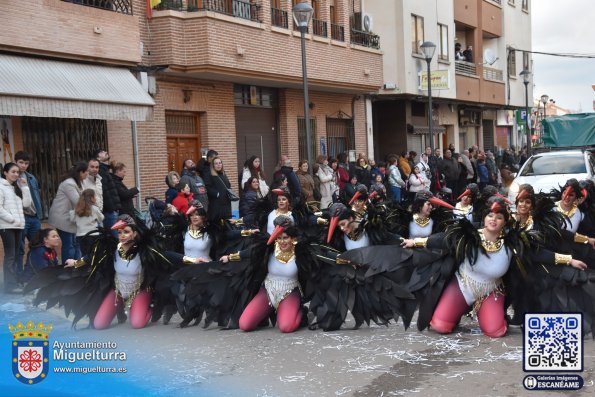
[[0, 0, 153, 216], [1, 0, 383, 213], [364, 0, 532, 161], [141, 0, 383, 193]]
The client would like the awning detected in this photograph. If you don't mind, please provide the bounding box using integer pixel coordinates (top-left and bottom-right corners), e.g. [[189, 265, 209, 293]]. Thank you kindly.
[[0, 55, 154, 121], [410, 125, 446, 135]]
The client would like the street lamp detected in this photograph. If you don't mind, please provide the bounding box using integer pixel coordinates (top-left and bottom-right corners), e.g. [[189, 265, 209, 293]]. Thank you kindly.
[[540, 94, 549, 118], [293, 2, 314, 170], [420, 41, 437, 154], [520, 69, 531, 155]]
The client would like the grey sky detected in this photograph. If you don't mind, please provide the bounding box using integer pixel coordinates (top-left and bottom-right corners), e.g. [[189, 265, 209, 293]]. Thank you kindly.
[[531, 0, 595, 113]]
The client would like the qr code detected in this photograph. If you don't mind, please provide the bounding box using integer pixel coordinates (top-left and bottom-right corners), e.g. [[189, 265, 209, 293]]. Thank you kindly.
[[523, 313, 582, 372]]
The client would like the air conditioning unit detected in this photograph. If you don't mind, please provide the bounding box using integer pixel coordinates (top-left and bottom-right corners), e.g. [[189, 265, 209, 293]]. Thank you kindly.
[[362, 13, 373, 32]]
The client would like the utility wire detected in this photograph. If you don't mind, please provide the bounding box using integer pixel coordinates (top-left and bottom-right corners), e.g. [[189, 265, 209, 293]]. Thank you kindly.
[[510, 49, 595, 59]]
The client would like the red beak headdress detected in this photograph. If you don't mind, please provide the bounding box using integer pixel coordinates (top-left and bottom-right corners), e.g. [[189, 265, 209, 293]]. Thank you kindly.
[[490, 200, 503, 214], [327, 203, 348, 243], [457, 188, 471, 201], [428, 196, 455, 210], [495, 193, 513, 205], [267, 215, 294, 245], [111, 214, 135, 231], [582, 188, 588, 200], [368, 190, 379, 201], [516, 188, 530, 202]]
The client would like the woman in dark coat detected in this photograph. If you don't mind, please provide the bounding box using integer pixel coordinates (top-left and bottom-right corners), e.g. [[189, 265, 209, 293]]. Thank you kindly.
[[111, 162, 139, 218], [206, 156, 233, 223]]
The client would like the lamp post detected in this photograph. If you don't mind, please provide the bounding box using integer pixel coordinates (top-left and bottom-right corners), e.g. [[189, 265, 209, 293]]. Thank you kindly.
[[540, 94, 549, 144], [420, 41, 437, 154], [520, 69, 531, 155], [293, 2, 314, 170]]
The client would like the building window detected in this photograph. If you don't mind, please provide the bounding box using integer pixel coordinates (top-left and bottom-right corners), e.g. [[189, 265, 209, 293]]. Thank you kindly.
[[522, 0, 529, 11], [411, 101, 426, 117], [326, 118, 355, 159], [234, 85, 277, 107], [438, 23, 448, 61], [298, 118, 317, 161], [523, 51, 529, 71], [411, 14, 424, 54], [508, 50, 516, 76]]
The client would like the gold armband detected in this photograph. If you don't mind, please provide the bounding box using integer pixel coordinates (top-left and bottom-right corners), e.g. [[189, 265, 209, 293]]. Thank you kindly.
[[336, 257, 350, 265], [574, 233, 589, 244], [241, 229, 252, 237], [413, 237, 428, 248], [74, 258, 86, 268], [314, 211, 323, 216], [183, 256, 196, 265], [317, 217, 328, 225], [228, 252, 241, 261], [554, 253, 572, 266], [235, 217, 244, 225]]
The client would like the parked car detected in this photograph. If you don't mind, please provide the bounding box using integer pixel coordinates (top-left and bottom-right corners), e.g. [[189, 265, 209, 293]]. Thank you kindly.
[[508, 149, 595, 202]]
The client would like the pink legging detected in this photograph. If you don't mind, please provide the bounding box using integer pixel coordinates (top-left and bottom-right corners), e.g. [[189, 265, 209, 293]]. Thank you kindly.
[[239, 288, 302, 333], [94, 289, 152, 330], [430, 278, 508, 338]]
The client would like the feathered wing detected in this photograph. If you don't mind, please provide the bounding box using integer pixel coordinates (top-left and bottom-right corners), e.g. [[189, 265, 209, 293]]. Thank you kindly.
[[170, 234, 268, 328], [25, 230, 117, 328], [305, 245, 418, 331]]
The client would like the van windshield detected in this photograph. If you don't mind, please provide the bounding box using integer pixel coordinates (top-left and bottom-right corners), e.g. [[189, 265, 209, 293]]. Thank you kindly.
[[520, 154, 586, 176]]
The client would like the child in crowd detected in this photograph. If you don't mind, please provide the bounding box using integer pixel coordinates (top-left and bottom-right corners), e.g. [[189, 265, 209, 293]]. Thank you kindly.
[[69, 189, 104, 256]]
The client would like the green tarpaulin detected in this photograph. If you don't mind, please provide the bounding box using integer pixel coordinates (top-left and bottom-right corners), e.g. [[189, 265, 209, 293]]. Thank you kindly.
[[542, 113, 595, 147]]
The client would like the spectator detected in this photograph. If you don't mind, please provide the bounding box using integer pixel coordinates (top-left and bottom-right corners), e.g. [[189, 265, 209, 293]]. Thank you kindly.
[[0, 163, 31, 292], [398, 152, 411, 179], [241, 155, 269, 198], [408, 165, 431, 198], [48, 161, 88, 262], [416, 152, 432, 182], [316, 155, 337, 209], [199, 149, 219, 182], [276, 155, 302, 204], [165, 171, 180, 204], [205, 156, 233, 223], [14, 151, 43, 282], [369, 159, 380, 178], [485, 151, 499, 186], [463, 45, 473, 62], [179, 159, 209, 211], [296, 160, 316, 204], [82, 158, 103, 211], [370, 173, 387, 201], [93, 149, 121, 233], [240, 176, 262, 226], [336, 153, 351, 192], [69, 189, 103, 256], [354, 157, 372, 188], [440, 150, 460, 196], [344, 175, 359, 204], [477, 153, 490, 190], [408, 151, 418, 171], [22, 228, 60, 282], [461, 150, 475, 183], [387, 155, 406, 203], [111, 162, 139, 219], [172, 182, 193, 215], [455, 43, 465, 61]]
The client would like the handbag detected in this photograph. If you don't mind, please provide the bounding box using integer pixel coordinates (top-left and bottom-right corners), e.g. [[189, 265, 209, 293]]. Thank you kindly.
[[217, 175, 239, 201]]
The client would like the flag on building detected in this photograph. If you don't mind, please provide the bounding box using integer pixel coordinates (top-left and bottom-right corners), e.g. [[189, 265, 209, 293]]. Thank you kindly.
[[146, 0, 162, 19]]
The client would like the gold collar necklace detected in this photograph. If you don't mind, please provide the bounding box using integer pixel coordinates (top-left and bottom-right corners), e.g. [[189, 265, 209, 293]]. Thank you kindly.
[[274, 242, 295, 264], [188, 227, 205, 239], [556, 201, 577, 218], [117, 243, 135, 261], [479, 229, 503, 253], [413, 213, 430, 227], [517, 215, 533, 230]]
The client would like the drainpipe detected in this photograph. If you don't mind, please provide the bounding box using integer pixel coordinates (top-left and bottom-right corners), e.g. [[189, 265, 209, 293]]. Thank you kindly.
[[131, 121, 142, 210]]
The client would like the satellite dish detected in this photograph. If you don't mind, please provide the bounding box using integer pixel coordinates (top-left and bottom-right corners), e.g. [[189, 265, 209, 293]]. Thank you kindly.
[[484, 48, 498, 65]]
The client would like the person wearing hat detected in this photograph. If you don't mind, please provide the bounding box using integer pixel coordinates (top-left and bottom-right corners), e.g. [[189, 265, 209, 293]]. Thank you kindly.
[[407, 191, 454, 239], [454, 183, 480, 222], [28, 214, 179, 329], [266, 187, 295, 235], [402, 196, 587, 337]]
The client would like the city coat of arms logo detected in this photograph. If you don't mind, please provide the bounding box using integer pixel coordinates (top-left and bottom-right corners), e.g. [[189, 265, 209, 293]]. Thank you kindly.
[[9, 321, 53, 385]]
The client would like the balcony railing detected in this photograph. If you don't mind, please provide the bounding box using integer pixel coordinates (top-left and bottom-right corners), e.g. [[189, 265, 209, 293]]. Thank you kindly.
[[312, 19, 328, 37], [350, 29, 380, 49], [483, 66, 504, 82], [62, 0, 133, 15], [455, 60, 477, 75], [331, 24, 344, 41], [187, 0, 260, 22], [271, 7, 288, 28], [155, 0, 183, 11]]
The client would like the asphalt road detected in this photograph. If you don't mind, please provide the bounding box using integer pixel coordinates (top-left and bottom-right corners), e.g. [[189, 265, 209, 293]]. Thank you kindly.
[[1, 290, 593, 397]]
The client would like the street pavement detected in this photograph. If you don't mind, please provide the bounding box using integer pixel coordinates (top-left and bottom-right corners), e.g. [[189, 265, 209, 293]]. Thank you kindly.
[[0, 289, 593, 397]]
